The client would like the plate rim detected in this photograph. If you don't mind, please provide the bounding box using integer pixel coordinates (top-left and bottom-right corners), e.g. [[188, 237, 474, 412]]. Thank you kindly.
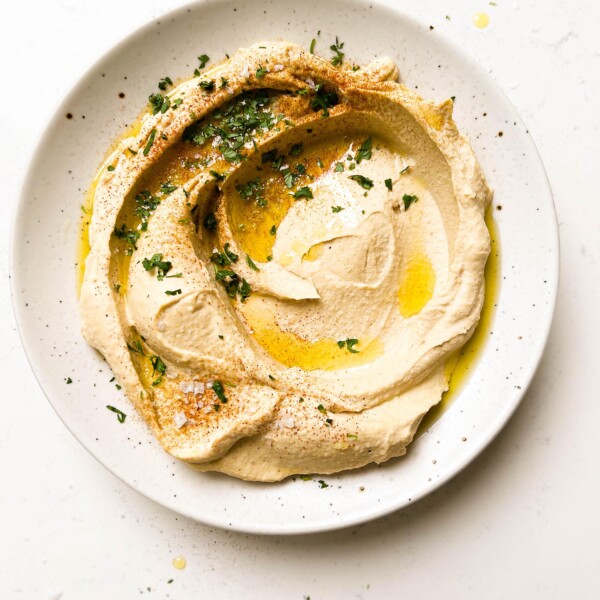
[[9, 0, 560, 535]]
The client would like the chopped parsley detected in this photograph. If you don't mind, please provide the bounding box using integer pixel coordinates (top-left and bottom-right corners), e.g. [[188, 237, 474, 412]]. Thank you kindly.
[[203, 212, 218, 232], [348, 174, 374, 190], [150, 354, 167, 386], [337, 338, 360, 353], [400, 165, 411, 175], [334, 162, 344, 172], [318, 480, 329, 488], [212, 380, 227, 403], [209, 170, 226, 181], [269, 225, 277, 235], [220, 76, 229, 88], [135, 190, 161, 230], [199, 79, 215, 91], [160, 181, 177, 195], [114, 224, 140, 249], [107, 165, 115, 172], [282, 168, 298, 189], [355, 137, 372, 163], [66, 377, 73, 384], [292, 186, 313, 199], [330, 36, 345, 66], [310, 83, 339, 117], [195, 54, 210, 75], [165, 289, 182, 296], [158, 76, 173, 90], [148, 93, 169, 115], [402, 194, 419, 210], [331, 205, 344, 213], [236, 177, 266, 206], [384, 178, 393, 190], [214, 267, 251, 302], [142, 253, 172, 280], [256, 65, 268, 79], [142, 128, 157, 156], [261, 148, 279, 164], [309, 38, 317, 54], [106, 405, 126, 423], [246, 255, 260, 271], [317, 404, 327, 415], [127, 340, 168, 386], [183, 90, 276, 163], [289, 142, 303, 156], [171, 98, 183, 109], [210, 243, 239, 266]]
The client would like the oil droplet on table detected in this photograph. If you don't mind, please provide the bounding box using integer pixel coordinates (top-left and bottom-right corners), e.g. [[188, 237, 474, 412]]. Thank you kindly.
[[172, 555, 187, 570], [473, 12, 490, 28]]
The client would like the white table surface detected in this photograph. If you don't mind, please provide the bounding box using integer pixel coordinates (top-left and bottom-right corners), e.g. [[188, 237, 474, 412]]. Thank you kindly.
[[2, 0, 598, 597]]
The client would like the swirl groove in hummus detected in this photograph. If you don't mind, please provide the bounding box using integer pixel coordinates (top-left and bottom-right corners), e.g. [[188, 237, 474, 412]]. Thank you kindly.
[[80, 41, 491, 481]]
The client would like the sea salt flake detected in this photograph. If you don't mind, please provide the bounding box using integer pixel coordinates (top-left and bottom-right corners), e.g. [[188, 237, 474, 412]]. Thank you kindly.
[[179, 381, 194, 394], [174, 411, 188, 428], [281, 417, 295, 428], [273, 64, 284, 72]]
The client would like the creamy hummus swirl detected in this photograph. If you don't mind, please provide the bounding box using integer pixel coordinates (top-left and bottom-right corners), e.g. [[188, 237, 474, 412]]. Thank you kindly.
[[80, 41, 491, 481]]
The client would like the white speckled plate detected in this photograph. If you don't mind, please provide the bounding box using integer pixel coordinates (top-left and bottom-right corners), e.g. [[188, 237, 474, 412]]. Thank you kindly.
[[10, 0, 558, 534]]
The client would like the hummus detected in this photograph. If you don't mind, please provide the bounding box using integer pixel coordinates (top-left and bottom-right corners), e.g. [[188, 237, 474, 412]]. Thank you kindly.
[[79, 41, 491, 481]]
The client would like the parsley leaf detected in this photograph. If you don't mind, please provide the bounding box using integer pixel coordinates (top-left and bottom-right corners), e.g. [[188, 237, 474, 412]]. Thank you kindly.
[[199, 79, 215, 91], [197, 54, 210, 69], [106, 405, 126, 423], [165, 289, 182, 296], [292, 186, 313, 199], [348, 174, 374, 190], [158, 76, 173, 90], [331, 205, 344, 213], [114, 224, 140, 249], [256, 65, 268, 79], [330, 36, 345, 66], [143, 128, 157, 156], [142, 253, 172, 280], [209, 170, 226, 181], [212, 380, 227, 403], [384, 178, 393, 190], [402, 194, 419, 210], [310, 83, 339, 117], [289, 142, 303, 156], [160, 181, 177, 195], [203, 212, 218, 232], [338, 338, 360, 353], [355, 137, 372, 163], [246, 255, 260, 271]]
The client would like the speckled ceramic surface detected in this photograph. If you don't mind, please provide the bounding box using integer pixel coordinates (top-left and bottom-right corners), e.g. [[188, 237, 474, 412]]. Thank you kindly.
[[10, 0, 558, 534]]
